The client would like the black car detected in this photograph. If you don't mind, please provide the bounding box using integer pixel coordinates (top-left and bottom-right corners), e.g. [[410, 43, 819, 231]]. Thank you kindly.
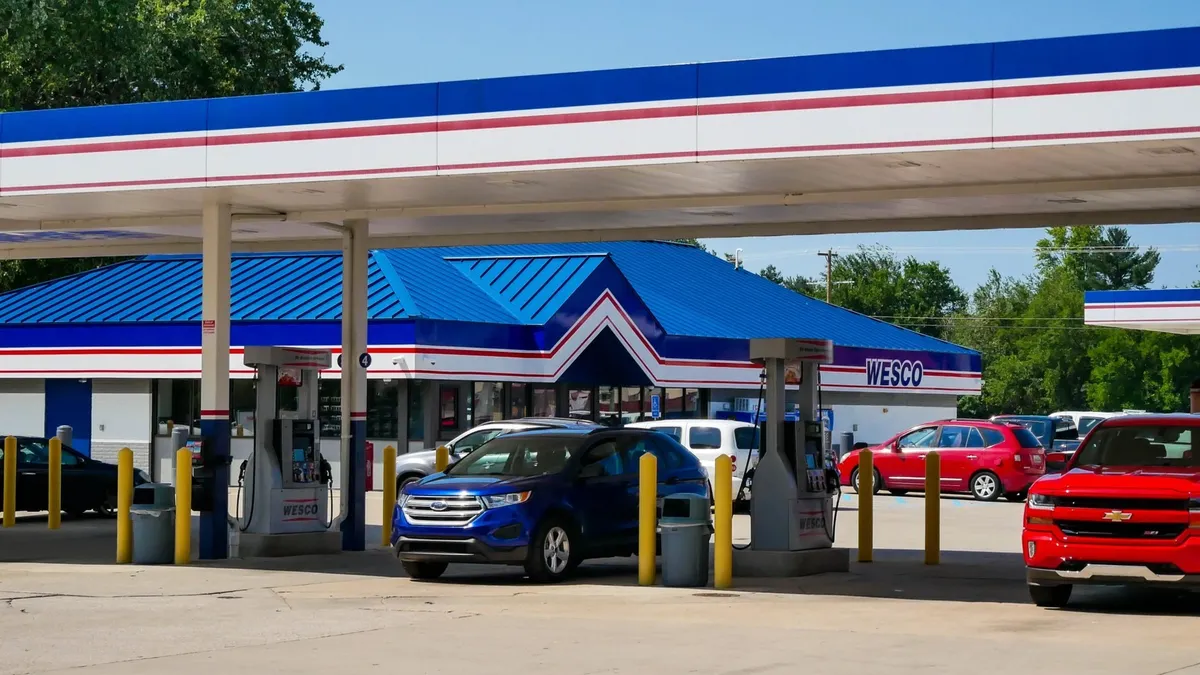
[[0, 437, 149, 516], [991, 415, 1080, 472]]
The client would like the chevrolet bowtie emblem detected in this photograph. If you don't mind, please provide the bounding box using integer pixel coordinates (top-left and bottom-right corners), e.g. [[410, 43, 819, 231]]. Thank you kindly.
[[1103, 510, 1132, 522]]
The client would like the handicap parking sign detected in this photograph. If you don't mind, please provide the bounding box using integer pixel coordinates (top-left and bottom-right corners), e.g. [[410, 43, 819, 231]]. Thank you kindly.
[[820, 409, 834, 432], [650, 394, 661, 419]]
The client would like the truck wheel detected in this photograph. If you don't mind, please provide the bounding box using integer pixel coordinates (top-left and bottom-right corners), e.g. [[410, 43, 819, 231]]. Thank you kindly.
[[1028, 584, 1072, 608], [525, 516, 578, 583], [970, 472, 1001, 501], [402, 561, 448, 581], [850, 468, 882, 495]]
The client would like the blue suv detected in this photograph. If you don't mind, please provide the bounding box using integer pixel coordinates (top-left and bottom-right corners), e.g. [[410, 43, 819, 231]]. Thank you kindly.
[[391, 427, 709, 582]]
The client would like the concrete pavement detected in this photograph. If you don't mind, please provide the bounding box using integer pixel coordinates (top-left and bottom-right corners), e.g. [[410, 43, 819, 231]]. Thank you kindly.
[[3, 492, 1200, 674]]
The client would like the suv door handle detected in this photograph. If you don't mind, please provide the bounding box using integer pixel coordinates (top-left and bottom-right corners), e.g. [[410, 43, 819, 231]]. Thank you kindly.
[[966, 455, 978, 460]]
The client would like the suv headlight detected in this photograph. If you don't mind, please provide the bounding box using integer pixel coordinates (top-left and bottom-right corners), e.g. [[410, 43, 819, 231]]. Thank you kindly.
[[482, 492, 531, 509], [398, 493, 411, 507], [1028, 493, 1055, 509]]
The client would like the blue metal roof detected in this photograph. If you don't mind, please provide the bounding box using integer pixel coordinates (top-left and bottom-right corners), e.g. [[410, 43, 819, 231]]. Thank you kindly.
[[0, 241, 975, 356]]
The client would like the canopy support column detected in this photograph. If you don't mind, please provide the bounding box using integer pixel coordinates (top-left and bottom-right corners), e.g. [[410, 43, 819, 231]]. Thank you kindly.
[[339, 219, 369, 551], [199, 202, 232, 559]]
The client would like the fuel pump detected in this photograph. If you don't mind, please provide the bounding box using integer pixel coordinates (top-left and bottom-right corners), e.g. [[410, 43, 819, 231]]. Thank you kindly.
[[236, 347, 336, 548], [745, 338, 842, 556]]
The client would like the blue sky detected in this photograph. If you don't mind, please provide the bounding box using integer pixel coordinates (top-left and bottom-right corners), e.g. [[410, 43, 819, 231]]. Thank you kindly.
[[308, 0, 1200, 292]]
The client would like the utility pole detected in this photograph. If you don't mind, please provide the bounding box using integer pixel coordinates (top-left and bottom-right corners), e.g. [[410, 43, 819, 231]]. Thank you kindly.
[[818, 250, 838, 303]]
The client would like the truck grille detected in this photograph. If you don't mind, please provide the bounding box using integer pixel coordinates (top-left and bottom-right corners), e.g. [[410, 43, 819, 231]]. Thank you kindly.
[[402, 495, 484, 527], [1055, 496, 1188, 511], [1056, 520, 1186, 540]]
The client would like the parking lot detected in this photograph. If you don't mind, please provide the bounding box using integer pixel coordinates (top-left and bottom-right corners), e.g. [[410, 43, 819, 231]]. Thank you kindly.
[[4, 492, 1200, 675]]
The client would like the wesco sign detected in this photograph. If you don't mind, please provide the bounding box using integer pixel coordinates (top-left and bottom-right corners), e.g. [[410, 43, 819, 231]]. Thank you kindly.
[[865, 359, 925, 388]]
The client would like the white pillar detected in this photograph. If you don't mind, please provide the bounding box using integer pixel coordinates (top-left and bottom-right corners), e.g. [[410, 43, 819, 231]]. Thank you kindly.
[[199, 202, 232, 559], [339, 218, 369, 550]]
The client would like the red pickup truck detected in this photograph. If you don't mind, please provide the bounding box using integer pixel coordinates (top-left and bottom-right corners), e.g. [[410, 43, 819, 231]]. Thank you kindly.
[[1023, 414, 1200, 607]]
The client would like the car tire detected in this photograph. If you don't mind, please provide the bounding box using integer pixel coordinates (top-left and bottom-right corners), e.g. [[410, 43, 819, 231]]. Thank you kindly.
[[970, 472, 1002, 501], [396, 474, 423, 493], [850, 468, 883, 495], [94, 492, 117, 517], [889, 489, 909, 496], [1004, 491, 1028, 502], [1028, 584, 1072, 608], [525, 516, 578, 583], [402, 560, 448, 581]]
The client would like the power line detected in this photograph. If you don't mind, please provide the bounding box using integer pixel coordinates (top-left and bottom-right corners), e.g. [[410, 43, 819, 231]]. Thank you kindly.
[[738, 243, 1198, 261]]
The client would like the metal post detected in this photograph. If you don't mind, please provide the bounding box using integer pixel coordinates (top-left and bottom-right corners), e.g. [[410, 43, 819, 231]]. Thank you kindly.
[[175, 448, 192, 565], [382, 445, 396, 547], [925, 451, 941, 565], [3, 436, 16, 528], [340, 218, 369, 551], [638, 452, 658, 586], [199, 202, 232, 559], [170, 426, 189, 484], [47, 438, 61, 529], [713, 455, 733, 589], [116, 448, 133, 563], [858, 449, 873, 563], [55, 425, 72, 448]]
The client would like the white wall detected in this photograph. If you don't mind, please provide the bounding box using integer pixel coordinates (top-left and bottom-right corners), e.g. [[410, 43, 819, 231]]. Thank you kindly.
[[91, 379, 153, 469], [0, 379, 44, 436], [827, 402, 958, 449]]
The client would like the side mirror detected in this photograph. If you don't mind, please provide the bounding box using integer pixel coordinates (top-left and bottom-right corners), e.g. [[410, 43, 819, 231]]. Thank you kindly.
[[891, 442, 902, 452]]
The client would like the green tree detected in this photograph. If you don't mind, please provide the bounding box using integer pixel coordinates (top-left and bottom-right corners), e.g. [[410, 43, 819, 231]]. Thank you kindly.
[[0, 0, 341, 291], [757, 264, 819, 297], [1036, 225, 1160, 291], [824, 247, 966, 340]]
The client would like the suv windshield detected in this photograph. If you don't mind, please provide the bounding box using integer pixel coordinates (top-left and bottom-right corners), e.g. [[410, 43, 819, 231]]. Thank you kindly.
[[1073, 424, 1199, 468], [447, 436, 586, 477]]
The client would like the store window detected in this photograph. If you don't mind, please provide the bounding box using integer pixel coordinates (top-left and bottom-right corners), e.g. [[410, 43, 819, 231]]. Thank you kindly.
[[318, 380, 341, 438], [665, 388, 684, 417], [439, 386, 460, 431], [510, 384, 529, 419], [407, 383, 424, 442], [621, 387, 644, 423], [568, 388, 593, 421], [531, 386, 557, 417], [473, 382, 502, 425], [154, 379, 199, 436], [368, 380, 400, 439], [684, 389, 700, 419], [230, 379, 257, 435], [598, 386, 620, 427]]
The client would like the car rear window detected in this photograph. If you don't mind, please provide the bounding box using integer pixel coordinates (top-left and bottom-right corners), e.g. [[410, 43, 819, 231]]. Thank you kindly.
[[689, 427, 722, 450], [1074, 424, 1199, 467], [734, 427, 760, 450], [1012, 428, 1043, 449]]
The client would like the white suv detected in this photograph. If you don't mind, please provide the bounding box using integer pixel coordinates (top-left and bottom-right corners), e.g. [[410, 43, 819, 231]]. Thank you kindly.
[[626, 419, 759, 503], [393, 417, 600, 491]]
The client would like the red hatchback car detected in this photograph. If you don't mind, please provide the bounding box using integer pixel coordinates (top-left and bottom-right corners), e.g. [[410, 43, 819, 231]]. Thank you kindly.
[[838, 419, 1046, 501]]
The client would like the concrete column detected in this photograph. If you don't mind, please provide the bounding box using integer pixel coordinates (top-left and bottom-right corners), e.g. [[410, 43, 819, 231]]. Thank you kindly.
[[199, 202, 232, 560], [339, 219, 369, 551]]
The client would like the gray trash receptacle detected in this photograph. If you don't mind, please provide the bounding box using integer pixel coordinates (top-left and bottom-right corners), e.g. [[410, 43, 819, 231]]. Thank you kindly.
[[660, 493, 711, 588], [131, 483, 175, 564]]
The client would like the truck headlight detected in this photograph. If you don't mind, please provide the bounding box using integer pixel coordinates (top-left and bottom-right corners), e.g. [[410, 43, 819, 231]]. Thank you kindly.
[[1028, 493, 1055, 509], [482, 492, 531, 509]]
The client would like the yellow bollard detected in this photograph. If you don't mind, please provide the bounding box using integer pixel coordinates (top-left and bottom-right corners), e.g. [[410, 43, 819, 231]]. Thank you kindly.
[[713, 454, 733, 589], [434, 445, 449, 473], [175, 448, 192, 565], [857, 449, 873, 563], [166, 420, 174, 438], [116, 448, 133, 564], [48, 438, 62, 530], [638, 452, 658, 586], [382, 445, 397, 547], [3, 436, 15, 528], [925, 450, 941, 565]]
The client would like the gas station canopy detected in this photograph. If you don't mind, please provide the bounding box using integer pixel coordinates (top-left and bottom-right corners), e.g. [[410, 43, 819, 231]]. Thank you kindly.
[[0, 27, 1200, 258], [1084, 288, 1200, 335]]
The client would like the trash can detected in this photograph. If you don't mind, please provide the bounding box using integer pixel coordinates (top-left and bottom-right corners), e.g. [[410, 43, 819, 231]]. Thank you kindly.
[[130, 483, 175, 564], [840, 432, 855, 459], [659, 493, 711, 588]]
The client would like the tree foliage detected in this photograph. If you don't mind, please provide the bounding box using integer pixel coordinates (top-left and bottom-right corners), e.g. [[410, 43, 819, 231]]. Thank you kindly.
[[0, 0, 341, 291], [749, 226, 1199, 417]]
